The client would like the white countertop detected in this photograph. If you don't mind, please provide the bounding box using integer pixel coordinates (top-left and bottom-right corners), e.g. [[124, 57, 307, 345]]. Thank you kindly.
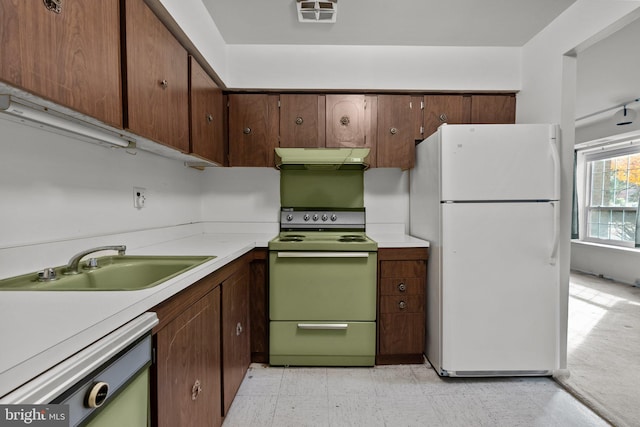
[[0, 231, 428, 399]]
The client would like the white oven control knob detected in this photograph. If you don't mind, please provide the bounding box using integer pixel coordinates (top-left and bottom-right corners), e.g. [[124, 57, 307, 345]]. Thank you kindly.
[[331, 214, 337, 221], [304, 214, 310, 221], [313, 214, 319, 221], [322, 214, 328, 221], [286, 214, 293, 221]]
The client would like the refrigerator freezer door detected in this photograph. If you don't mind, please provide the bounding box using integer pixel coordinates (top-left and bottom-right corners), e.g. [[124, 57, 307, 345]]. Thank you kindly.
[[440, 124, 559, 202], [440, 202, 559, 374]]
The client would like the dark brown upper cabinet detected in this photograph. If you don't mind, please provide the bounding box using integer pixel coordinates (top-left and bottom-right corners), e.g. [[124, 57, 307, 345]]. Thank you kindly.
[[122, 0, 189, 152], [376, 95, 414, 169], [228, 94, 279, 167], [0, 0, 122, 128], [470, 94, 516, 124], [189, 56, 225, 165], [423, 95, 471, 138], [279, 94, 325, 148], [325, 94, 368, 148]]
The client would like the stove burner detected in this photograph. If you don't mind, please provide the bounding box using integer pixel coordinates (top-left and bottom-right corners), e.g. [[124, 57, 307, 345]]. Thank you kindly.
[[339, 235, 367, 242]]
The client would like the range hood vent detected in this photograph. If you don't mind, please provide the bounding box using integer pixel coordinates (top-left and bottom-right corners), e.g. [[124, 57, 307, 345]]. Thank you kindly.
[[275, 148, 370, 170]]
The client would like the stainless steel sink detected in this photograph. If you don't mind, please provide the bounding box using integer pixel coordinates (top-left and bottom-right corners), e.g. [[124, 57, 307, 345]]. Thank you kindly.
[[0, 256, 215, 291]]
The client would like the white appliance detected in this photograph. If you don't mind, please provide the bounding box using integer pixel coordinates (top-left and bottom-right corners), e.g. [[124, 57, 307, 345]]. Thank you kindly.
[[409, 124, 561, 377]]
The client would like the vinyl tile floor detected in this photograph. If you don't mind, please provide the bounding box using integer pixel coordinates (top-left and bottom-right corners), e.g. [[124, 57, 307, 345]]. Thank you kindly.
[[222, 363, 608, 427]]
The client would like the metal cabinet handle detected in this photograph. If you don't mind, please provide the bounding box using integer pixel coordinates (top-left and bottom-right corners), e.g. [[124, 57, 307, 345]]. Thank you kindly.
[[298, 323, 348, 330], [295, 116, 304, 125], [206, 114, 213, 123], [243, 127, 252, 135], [159, 79, 169, 89], [340, 116, 350, 126], [398, 301, 407, 310], [389, 127, 398, 135], [191, 380, 202, 400], [398, 282, 406, 292], [236, 322, 243, 336], [43, 0, 62, 13], [439, 113, 448, 122]]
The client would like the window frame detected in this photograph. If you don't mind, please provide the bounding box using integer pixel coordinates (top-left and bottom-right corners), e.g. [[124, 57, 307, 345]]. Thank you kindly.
[[582, 145, 640, 248]]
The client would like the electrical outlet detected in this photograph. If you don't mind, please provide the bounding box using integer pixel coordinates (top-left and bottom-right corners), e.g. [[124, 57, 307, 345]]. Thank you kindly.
[[133, 187, 146, 209]]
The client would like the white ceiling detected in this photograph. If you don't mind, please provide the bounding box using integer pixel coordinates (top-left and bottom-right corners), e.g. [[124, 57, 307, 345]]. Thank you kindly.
[[198, 0, 640, 121], [202, 0, 577, 47], [576, 17, 640, 120]]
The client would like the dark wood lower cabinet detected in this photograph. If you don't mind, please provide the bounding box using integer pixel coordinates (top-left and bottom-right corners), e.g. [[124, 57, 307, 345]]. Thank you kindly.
[[250, 249, 269, 363], [151, 252, 253, 427], [222, 268, 251, 415], [376, 247, 429, 365], [155, 287, 222, 427]]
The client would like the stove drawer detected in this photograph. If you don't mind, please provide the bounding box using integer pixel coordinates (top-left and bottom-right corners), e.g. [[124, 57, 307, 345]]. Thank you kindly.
[[270, 321, 375, 366], [269, 251, 377, 321]]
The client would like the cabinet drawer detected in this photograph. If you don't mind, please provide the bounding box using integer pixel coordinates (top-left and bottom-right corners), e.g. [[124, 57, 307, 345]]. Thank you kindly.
[[379, 295, 424, 314], [270, 321, 375, 366], [380, 260, 425, 278], [380, 277, 423, 296], [378, 312, 425, 356]]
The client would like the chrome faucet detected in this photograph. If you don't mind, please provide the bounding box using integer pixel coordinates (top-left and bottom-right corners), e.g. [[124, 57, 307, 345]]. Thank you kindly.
[[63, 245, 126, 275]]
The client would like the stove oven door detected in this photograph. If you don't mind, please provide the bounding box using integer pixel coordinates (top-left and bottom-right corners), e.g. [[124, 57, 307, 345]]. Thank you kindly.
[[269, 251, 377, 321], [269, 250, 377, 366]]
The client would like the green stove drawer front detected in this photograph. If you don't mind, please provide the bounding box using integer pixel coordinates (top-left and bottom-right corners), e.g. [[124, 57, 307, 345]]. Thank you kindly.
[[269, 251, 377, 321], [270, 321, 375, 366]]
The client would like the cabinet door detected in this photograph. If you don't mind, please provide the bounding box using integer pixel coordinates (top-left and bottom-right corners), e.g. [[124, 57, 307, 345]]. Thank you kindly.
[[228, 94, 279, 166], [222, 269, 250, 415], [0, 0, 122, 128], [250, 250, 269, 363], [325, 95, 367, 148], [470, 94, 516, 124], [376, 95, 414, 169], [377, 249, 428, 365], [423, 95, 471, 138], [156, 288, 222, 427], [190, 57, 225, 165], [123, 0, 189, 152], [279, 94, 325, 148]]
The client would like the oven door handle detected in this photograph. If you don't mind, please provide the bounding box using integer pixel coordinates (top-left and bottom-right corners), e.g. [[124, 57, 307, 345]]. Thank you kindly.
[[276, 252, 370, 258], [297, 323, 349, 330]]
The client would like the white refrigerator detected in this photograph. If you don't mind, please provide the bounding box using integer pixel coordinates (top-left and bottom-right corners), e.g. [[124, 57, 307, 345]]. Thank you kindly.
[[409, 124, 561, 377]]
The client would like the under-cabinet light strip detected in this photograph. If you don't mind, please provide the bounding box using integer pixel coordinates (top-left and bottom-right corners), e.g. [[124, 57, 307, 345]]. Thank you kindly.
[[0, 94, 132, 148]]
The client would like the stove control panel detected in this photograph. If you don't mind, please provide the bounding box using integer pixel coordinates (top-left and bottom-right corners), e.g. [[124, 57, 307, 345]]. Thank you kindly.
[[281, 209, 365, 229]]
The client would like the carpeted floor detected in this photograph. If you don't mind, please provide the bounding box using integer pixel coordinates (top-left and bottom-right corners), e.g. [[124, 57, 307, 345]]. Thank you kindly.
[[558, 272, 640, 427]]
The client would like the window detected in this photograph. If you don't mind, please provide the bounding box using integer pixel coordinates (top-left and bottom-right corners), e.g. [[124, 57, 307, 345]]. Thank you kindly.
[[585, 148, 640, 246]]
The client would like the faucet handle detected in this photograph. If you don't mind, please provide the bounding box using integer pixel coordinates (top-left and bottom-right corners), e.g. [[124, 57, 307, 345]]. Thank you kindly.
[[85, 258, 99, 269], [38, 268, 58, 282]]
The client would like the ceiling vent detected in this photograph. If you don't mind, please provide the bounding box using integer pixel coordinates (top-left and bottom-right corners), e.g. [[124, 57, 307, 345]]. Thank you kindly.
[[297, 0, 337, 23]]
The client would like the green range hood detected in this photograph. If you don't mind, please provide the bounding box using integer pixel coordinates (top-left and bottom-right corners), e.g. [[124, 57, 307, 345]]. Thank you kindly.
[[275, 148, 370, 170]]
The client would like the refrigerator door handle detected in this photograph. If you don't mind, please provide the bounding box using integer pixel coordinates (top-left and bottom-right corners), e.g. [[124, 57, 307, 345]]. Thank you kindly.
[[550, 132, 561, 200], [550, 201, 560, 265]]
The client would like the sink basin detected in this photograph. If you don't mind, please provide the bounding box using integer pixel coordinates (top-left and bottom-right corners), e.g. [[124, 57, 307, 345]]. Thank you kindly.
[[0, 255, 215, 291]]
